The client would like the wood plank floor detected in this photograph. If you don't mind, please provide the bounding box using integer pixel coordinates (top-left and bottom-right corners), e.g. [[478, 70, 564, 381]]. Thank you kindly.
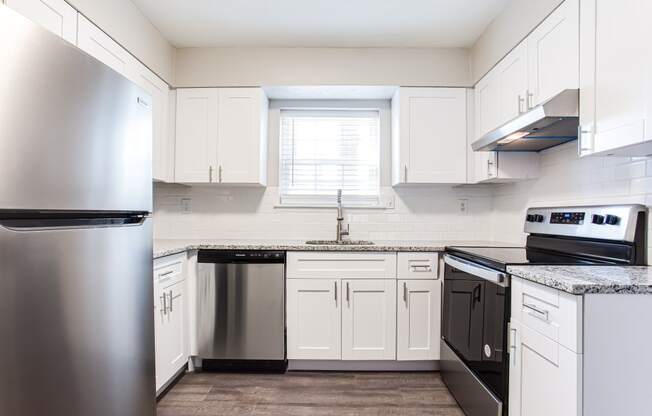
[[157, 371, 464, 416]]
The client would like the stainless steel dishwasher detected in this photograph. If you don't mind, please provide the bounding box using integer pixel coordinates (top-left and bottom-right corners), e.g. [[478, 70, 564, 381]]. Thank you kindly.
[[197, 250, 286, 371]]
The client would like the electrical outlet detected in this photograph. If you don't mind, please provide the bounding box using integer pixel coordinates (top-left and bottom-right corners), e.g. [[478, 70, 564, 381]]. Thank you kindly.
[[180, 198, 192, 213], [458, 199, 469, 216]]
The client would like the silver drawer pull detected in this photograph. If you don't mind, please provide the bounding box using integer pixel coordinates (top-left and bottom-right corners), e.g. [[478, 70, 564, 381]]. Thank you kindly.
[[524, 303, 549, 321], [410, 264, 432, 272], [158, 270, 174, 280]]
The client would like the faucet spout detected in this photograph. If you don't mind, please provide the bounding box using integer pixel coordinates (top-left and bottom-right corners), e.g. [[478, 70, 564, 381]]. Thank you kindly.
[[336, 189, 349, 243]]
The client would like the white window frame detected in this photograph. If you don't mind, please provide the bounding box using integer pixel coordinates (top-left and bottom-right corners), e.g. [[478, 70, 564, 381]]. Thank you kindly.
[[277, 106, 383, 208]]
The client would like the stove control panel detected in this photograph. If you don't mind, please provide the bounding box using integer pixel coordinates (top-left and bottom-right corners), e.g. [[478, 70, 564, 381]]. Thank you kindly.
[[523, 204, 646, 243]]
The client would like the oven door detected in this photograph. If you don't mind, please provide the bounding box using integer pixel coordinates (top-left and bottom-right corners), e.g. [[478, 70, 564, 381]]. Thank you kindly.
[[442, 254, 510, 402]]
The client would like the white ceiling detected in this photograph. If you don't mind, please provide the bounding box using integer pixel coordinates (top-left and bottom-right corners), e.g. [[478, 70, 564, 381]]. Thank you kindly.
[[132, 0, 509, 48]]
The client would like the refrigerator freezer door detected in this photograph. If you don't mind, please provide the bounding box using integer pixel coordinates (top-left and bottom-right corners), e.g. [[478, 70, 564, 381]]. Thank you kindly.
[[0, 7, 152, 212], [0, 218, 155, 416]]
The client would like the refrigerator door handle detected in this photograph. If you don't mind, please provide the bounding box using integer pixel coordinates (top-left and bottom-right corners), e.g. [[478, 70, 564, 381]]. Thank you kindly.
[[0, 215, 147, 231]]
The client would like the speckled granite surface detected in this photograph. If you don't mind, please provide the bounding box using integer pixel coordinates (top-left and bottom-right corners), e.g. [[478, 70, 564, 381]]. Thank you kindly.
[[154, 239, 515, 259], [508, 265, 652, 295]]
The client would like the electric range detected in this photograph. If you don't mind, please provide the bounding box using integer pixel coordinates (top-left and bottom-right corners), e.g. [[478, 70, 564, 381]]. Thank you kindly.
[[440, 204, 647, 416]]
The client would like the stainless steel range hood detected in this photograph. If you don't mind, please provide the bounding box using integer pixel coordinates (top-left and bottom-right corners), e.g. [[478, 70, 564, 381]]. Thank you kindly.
[[472, 89, 579, 152]]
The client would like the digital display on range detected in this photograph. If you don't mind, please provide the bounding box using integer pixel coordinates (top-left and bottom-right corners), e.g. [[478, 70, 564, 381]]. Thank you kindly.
[[550, 212, 585, 224]]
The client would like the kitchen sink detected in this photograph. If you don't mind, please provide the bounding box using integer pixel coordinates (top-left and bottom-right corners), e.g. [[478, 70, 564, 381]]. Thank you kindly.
[[305, 240, 375, 245]]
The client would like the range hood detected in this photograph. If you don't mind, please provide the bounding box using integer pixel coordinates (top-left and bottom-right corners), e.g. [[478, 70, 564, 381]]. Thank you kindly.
[[472, 89, 579, 152]]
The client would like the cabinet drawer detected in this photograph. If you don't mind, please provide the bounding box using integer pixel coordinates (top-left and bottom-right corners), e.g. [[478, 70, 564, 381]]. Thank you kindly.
[[286, 252, 397, 279], [512, 278, 582, 353], [397, 252, 438, 279], [154, 252, 186, 288]]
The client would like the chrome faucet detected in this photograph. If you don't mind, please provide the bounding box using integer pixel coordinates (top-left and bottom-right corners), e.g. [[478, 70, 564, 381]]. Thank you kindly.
[[336, 189, 350, 243]]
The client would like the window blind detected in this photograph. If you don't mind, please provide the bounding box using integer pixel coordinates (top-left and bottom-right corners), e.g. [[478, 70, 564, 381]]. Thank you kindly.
[[279, 109, 381, 206]]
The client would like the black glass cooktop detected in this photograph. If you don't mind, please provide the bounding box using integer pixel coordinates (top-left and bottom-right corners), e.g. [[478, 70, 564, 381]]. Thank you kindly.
[[446, 246, 613, 271]]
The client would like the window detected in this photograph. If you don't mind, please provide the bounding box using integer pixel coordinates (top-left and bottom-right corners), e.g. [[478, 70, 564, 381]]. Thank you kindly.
[[279, 109, 381, 206]]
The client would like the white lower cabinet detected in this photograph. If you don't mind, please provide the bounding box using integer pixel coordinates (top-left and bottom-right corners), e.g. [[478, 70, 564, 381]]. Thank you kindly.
[[396, 279, 441, 360], [154, 254, 188, 393], [508, 319, 582, 416], [342, 279, 396, 360], [286, 252, 440, 364], [286, 279, 341, 360]]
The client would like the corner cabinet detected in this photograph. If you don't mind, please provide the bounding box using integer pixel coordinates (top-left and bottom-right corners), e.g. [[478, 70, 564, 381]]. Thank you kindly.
[[154, 253, 188, 394], [578, 0, 652, 157], [174, 87, 268, 185], [5, 0, 77, 43], [391, 87, 468, 185]]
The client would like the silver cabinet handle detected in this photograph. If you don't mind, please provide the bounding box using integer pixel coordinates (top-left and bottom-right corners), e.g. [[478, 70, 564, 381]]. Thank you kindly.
[[404, 164, 408, 183], [346, 282, 350, 305], [523, 303, 549, 321], [219, 165, 223, 183], [410, 264, 432, 272], [209, 166, 213, 182], [158, 270, 174, 280], [334, 281, 337, 303], [487, 158, 495, 177], [509, 324, 517, 365], [577, 124, 593, 156], [168, 290, 173, 312], [161, 294, 167, 315], [526, 89, 534, 109], [403, 282, 408, 305], [518, 94, 525, 114]]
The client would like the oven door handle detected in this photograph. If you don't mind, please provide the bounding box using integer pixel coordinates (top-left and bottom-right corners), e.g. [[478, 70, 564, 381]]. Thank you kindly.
[[444, 254, 509, 287]]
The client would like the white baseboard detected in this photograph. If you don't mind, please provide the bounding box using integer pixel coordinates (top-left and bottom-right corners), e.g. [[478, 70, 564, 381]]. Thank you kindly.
[[288, 360, 439, 371]]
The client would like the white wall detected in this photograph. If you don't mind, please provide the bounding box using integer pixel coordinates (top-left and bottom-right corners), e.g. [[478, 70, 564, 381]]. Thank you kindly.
[[174, 47, 471, 87], [469, 0, 563, 83], [491, 143, 652, 260], [67, 0, 175, 83]]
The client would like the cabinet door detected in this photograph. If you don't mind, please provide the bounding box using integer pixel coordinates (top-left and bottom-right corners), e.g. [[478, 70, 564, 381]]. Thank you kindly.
[[395, 88, 467, 184], [527, 0, 579, 106], [133, 63, 171, 182], [174, 88, 219, 183], [509, 320, 582, 416], [216, 88, 268, 185], [580, 0, 652, 156], [475, 72, 501, 139], [287, 279, 341, 360], [397, 279, 441, 360], [497, 42, 528, 122], [77, 15, 136, 80], [341, 280, 396, 360], [6, 0, 77, 43], [154, 280, 186, 392]]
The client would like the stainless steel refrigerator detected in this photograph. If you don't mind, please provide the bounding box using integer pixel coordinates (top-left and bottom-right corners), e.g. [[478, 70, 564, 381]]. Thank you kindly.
[[0, 6, 155, 416]]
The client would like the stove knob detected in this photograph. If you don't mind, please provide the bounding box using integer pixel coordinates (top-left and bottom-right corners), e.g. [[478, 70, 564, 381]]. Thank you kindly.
[[592, 214, 605, 225], [534, 214, 544, 223], [605, 214, 619, 225], [526, 214, 535, 222]]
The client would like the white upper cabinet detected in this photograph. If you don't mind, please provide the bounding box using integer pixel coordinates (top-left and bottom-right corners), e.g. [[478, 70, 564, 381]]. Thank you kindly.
[[76, 14, 136, 80], [175, 88, 219, 183], [132, 62, 172, 182], [579, 0, 652, 157], [6, 0, 77, 43], [474, 0, 580, 139], [341, 279, 396, 361], [175, 87, 269, 185], [391, 87, 468, 185], [527, 0, 579, 107], [217, 88, 268, 185], [497, 42, 528, 123]]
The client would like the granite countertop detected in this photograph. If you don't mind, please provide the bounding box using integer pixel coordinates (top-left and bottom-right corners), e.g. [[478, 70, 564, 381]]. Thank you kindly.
[[507, 265, 652, 295], [153, 239, 516, 259]]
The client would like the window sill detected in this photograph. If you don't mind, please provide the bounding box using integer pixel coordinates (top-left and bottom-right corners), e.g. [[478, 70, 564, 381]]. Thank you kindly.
[[273, 202, 392, 210]]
